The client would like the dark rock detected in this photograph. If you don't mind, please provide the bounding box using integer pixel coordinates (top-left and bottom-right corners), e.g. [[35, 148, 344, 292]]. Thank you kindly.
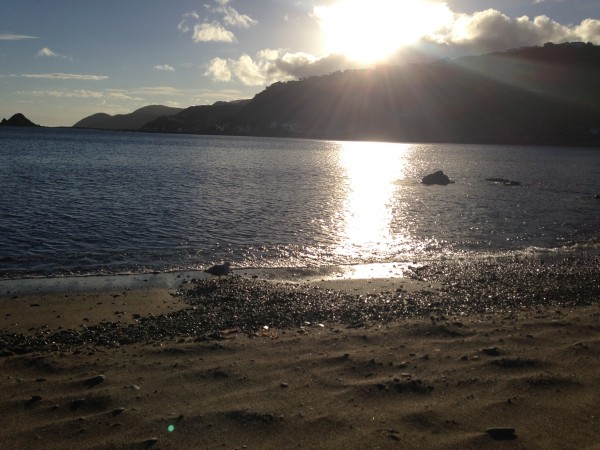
[[204, 262, 231, 277], [485, 427, 516, 440], [83, 374, 106, 387], [422, 171, 453, 185], [112, 407, 126, 416], [25, 395, 42, 407]]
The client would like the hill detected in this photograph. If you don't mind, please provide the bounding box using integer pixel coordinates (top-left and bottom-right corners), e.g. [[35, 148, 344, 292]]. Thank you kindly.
[[225, 42, 600, 145], [73, 105, 183, 130], [141, 100, 250, 134], [0, 113, 40, 127], [71, 42, 600, 145]]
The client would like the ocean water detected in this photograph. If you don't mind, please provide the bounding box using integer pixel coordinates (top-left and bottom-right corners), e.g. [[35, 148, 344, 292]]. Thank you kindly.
[[1, 127, 599, 279]]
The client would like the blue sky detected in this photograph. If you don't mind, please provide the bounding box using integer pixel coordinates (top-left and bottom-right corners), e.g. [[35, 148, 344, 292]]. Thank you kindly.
[[1, 0, 598, 126]]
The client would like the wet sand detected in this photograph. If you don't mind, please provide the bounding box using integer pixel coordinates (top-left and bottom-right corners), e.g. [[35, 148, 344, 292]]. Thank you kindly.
[[1, 256, 599, 449]]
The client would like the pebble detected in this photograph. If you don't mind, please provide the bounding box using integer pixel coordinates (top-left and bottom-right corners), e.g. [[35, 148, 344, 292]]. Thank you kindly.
[[0, 256, 598, 356]]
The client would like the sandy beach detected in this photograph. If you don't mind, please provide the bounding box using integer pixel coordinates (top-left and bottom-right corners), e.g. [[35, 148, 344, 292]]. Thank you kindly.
[[1, 256, 599, 449]]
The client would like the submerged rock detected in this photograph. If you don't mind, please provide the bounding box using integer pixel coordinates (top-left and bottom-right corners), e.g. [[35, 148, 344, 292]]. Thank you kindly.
[[421, 171, 453, 185], [486, 177, 521, 186]]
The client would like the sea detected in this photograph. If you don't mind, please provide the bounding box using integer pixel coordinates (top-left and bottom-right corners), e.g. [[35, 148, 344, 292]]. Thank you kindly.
[[1, 127, 599, 284]]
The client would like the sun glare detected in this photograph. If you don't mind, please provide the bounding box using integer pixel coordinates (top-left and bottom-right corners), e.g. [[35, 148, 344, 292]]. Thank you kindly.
[[332, 141, 411, 260], [315, 0, 452, 64]]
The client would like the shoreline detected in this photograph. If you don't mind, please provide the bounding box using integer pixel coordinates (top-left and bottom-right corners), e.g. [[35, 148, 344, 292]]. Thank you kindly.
[[2, 254, 599, 346], [0, 261, 430, 298], [1, 255, 599, 449]]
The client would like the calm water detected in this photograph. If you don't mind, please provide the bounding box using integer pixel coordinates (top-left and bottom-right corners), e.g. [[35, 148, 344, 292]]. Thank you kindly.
[[1, 127, 599, 279]]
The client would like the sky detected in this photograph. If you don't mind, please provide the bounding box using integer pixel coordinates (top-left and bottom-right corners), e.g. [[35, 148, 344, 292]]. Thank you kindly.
[[1, 0, 599, 126]]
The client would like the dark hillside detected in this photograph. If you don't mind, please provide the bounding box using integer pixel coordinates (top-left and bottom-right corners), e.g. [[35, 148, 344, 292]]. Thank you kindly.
[[68, 42, 600, 145], [228, 42, 600, 145], [142, 100, 250, 134], [73, 105, 182, 130]]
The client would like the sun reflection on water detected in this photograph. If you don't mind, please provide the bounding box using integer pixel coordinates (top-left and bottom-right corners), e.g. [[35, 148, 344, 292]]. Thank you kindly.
[[332, 141, 412, 261]]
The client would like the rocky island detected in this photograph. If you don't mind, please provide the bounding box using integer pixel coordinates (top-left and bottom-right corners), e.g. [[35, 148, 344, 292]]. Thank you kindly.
[[0, 113, 41, 127]]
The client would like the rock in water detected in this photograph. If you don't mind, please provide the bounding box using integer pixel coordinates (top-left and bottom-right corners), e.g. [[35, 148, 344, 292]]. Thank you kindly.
[[204, 262, 231, 277], [422, 170, 452, 185], [0, 113, 40, 127]]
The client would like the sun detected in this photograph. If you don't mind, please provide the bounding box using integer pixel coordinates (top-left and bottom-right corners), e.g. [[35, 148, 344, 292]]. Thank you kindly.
[[314, 0, 452, 64]]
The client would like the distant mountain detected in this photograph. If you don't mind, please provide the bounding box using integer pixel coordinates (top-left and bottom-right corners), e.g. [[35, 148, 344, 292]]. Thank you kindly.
[[141, 100, 250, 134], [73, 105, 183, 130], [72, 43, 600, 146], [223, 42, 600, 145], [0, 113, 40, 127]]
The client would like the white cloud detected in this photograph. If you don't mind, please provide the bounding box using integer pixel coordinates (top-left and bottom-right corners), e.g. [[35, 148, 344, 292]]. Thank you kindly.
[[0, 33, 38, 40], [132, 86, 187, 96], [216, 6, 258, 28], [178, 11, 200, 33], [36, 47, 67, 58], [230, 54, 266, 86], [154, 64, 175, 72], [22, 89, 140, 100], [192, 22, 237, 42], [575, 19, 600, 43], [204, 49, 359, 86], [205, 57, 232, 82], [21, 73, 108, 80], [179, 2, 256, 44]]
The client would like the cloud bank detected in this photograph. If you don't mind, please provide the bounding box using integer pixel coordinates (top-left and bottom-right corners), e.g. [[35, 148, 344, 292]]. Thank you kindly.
[[0, 33, 38, 40], [204, 3, 600, 86], [205, 50, 360, 86], [443, 9, 600, 53], [22, 73, 108, 81]]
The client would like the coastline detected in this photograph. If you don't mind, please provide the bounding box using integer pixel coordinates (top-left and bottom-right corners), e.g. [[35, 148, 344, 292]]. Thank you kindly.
[[1, 255, 599, 449]]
